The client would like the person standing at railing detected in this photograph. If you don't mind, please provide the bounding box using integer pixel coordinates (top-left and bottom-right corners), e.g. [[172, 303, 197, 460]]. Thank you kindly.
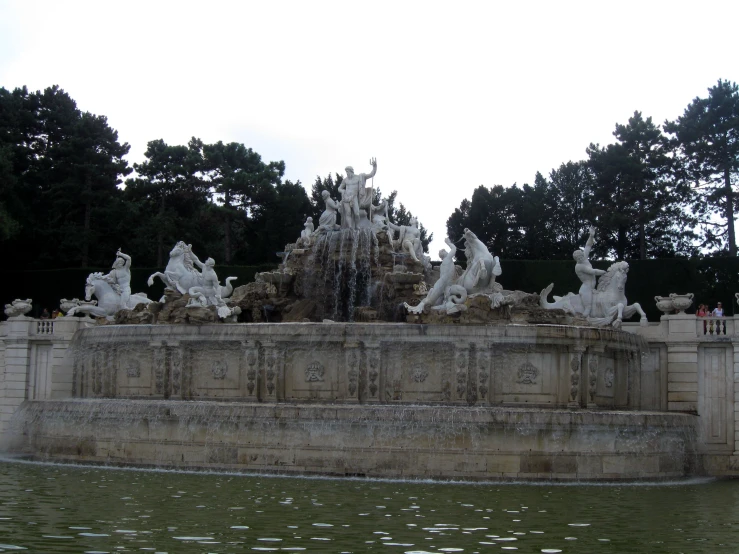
[[696, 304, 708, 317], [712, 302, 724, 317]]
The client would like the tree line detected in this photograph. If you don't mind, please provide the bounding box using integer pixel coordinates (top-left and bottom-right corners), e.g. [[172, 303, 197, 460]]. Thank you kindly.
[[448, 80, 739, 261], [0, 85, 426, 270]]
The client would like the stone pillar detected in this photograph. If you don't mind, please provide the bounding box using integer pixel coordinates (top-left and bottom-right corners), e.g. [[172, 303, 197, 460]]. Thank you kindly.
[[586, 347, 601, 409], [169, 342, 183, 400], [732, 342, 739, 456], [476, 345, 491, 405], [363, 343, 381, 403], [150, 341, 169, 399], [453, 345, 470, 405], [243, 342, 259, 401], [343, 341, 360, 403], [0, 318, 33, 437], [568, 346, 586, 408], [666, 342, 699, 412], [261, 342, 281, 402]]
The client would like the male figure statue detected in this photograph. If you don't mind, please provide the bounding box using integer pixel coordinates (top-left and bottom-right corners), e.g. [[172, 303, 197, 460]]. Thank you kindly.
[[104, 249, 132, 309], [574, 226, 606, 317], [406, 237, 459, 314], [338, 158, 377, 229], [189, 256, 223, 306], [388, 216, 423, 263]]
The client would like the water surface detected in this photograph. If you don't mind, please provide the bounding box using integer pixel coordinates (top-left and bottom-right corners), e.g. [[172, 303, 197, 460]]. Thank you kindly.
[[0, 460, 736, 553]]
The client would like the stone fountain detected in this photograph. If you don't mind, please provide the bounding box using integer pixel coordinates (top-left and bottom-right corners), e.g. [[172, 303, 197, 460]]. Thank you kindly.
[[4, 160, 698, 481]]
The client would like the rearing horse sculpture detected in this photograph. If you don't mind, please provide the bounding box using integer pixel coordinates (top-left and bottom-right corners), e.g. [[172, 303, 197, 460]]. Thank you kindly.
[[540, 261, 647, 328], [67, 273, 151, 318], [147, 242, 237, 298]]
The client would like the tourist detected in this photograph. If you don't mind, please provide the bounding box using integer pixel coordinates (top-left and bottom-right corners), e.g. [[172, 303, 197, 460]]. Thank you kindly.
[[696, 304, 708, 317], [51, 309, 61, 319], [712, 302, 724, 317], [40, 308, 50, 319]]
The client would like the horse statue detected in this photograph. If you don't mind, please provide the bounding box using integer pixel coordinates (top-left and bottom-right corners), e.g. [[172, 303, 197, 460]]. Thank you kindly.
[[147, 241, 237, 298], [66, 273, 152, 318], [539, 261, 647, 328], [406, 229, 503, 315], [458, 228, 501, 294]]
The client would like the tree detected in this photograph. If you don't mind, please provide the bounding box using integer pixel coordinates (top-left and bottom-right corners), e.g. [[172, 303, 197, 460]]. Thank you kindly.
[[665, 80, 739, 255], [588, 111, 693, 259], [126, 138, 208, 266], [203, 141, 285, 263], [0, 85, 131, 268]]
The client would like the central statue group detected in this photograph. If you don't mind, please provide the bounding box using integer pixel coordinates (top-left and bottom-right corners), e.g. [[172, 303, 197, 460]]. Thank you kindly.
[[300, 159, 427, 267]]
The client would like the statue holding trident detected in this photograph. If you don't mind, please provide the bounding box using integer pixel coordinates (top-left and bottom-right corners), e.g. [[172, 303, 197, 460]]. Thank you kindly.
[[338, 158, 377, 230], [574, 226, 606, 317]]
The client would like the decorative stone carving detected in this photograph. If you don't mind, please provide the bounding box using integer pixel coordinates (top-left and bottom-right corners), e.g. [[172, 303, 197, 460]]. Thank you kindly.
[[305, 360, 324, 382], [246, 350, 258, 395], [604, 367, 615, 388], [478, 352, 490, 399], [669, 293, 694, 313], [540, 260, 647, 328], [171, 348, 182, 395], [368, 350, 380, 397], [211, 360, 228, 380], [588, 356, 598, 404], [297, 217, 315, 247], [265, 353, 276, 395], [569, 348, 584, 406], [388, 216, 425, 265], [410, 367, 429, 383], [347, 350, 359, 396], [516, 362, 539, 385], [4, 299, 32, 318], [125, 359, 141, 378]]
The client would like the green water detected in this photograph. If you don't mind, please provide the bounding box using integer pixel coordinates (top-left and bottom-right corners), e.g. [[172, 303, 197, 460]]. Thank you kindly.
[[0, 461, 737, 553]]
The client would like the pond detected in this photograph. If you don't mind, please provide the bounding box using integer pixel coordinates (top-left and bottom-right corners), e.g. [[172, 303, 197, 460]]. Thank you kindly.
[[0, 460, 736, 553]]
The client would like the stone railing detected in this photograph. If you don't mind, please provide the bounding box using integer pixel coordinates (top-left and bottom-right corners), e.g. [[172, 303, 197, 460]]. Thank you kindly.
[[697, 317, 732, 337], [35, 320, 55, 335]]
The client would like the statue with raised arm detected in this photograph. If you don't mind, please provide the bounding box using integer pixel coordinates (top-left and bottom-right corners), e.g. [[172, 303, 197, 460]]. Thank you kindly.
[[188, 256, 223, 307], [405, 237, 467, 314], [574, 226, 606, 317], [103, 249, 132, 308], [318, 190, 340, 231], [338, 158, 377, 230], [388, 216, 423, 263]]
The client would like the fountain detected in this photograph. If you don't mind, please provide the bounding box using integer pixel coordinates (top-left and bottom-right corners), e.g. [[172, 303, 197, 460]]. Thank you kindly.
[[2, 159, 698, 480]]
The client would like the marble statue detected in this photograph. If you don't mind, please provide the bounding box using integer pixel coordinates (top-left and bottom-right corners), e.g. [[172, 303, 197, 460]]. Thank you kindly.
[[338, 158, 377, 230], [540, 261, 647, 327], [188, 257, 223, 307], [370, 199, 389, 232], [4, 299, 32, 318], [67, 272, 152, 318], [388, 216, 424, 263], [59, 298, 81, 314], [573, 227, 606, 317], [298, 217, 315, 247], [458, 228, 501, 295], [148, 241, 237, 299], [406, 229, 503, 314], [318, 191, 340, 231], [406, 238, 467, 315], [103, 249, 133, 308]]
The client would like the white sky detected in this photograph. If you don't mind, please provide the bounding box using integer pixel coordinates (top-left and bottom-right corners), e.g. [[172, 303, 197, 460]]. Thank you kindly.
[[1, 0, 737, 258]]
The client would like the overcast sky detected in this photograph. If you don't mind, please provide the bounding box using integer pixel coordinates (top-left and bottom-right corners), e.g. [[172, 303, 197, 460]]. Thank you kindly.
[[1, 0, 737, 258]]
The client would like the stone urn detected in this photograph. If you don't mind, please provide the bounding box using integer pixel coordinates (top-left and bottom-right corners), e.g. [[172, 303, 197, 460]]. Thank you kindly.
[[4, 298, 33, 318], [654, 296, 674, 316], [669, 293, 694, 314], [59, 298, 81, 314]]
